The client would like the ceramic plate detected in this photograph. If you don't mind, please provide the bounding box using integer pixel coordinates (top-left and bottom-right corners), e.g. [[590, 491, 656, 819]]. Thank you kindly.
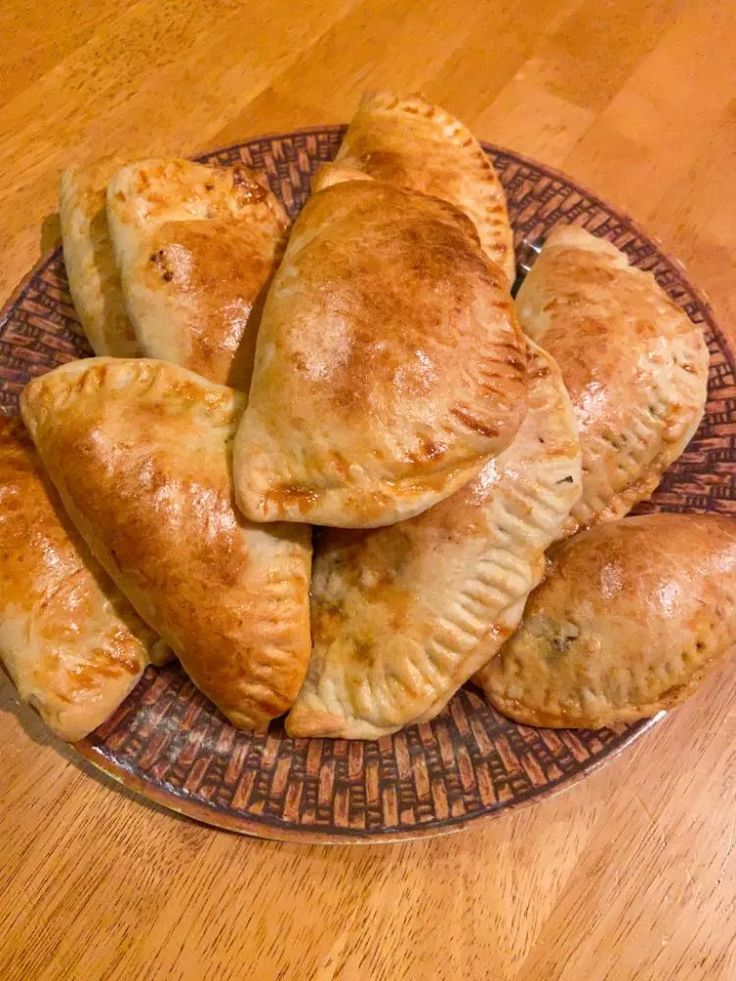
[[1, 127, 734, 842]]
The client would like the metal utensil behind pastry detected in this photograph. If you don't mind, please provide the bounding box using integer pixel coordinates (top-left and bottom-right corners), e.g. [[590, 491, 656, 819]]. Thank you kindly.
[[512, 238, 542, 297]]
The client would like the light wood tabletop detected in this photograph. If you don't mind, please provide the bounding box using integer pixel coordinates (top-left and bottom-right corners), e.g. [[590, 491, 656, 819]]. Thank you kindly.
[[2, 1, 736, 978]]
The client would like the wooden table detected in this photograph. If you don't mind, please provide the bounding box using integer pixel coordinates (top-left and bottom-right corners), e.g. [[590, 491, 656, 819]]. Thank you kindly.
[[2, 2, 735, 978]]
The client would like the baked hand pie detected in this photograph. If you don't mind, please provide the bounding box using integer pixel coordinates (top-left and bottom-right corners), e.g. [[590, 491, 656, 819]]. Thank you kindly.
[[0, 415, 168, 741], [478, 513, 736, 728], [21, 358, 312, 730], [234, 179, 527, 528], [516, 225, 709, 532], [286, 341, 581, 739], [106, 159, 288, 390], [313, 90, 515, 283], [60, 157, 140, 356]]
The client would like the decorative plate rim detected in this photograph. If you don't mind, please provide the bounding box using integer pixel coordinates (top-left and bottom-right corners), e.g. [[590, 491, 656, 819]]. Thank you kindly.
[[72, 710, 664, 844]]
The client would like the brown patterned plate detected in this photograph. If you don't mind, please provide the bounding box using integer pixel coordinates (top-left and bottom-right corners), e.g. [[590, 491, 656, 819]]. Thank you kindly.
[[2, 128, 735, 843]]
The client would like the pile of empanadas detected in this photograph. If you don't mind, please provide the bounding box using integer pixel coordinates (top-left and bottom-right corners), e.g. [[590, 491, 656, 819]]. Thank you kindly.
[[2, 91, 734, 746]]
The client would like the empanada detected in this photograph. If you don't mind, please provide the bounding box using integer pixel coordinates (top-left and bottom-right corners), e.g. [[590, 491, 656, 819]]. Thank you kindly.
[[60, 157, 140, 356], [313, 91, 515, 282], [478, 513, 736, 728], [516, 226, 709, 532], [234, 179, 527, 529], [21, 359, 312, 730], [0, 415, 167, 741], [106, 159, 288, 389], [286, 341, 581, 739]]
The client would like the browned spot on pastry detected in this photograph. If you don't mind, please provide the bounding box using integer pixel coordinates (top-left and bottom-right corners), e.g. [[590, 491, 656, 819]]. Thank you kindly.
[[405, 438, 447, 464], [529, 363, 551, 381], [265, 484, 320, 514], [327, 451, 351, 479], [505, 355, 527, 373], [144, 220, 277, 385], [150, 249, 175, 282], [232, 165, 268, 203], [451, 407, 500, 438], [351, 637, 377, 665]]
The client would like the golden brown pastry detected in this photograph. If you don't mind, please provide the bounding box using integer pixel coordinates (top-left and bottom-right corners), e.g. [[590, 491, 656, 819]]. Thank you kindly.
[[234, 179, 527, 529], [313, 91, 515, 282], [106, 158, 288, 389], [286, 341, 581, 739], [0, 415, 168, 741], [516, 226, 709, 532], [21, 359, 312, 730], [59, 157, 140, 356], [478, 514, 736, 728]]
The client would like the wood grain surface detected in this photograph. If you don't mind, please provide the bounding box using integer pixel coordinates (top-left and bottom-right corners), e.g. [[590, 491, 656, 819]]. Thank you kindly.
[[1, 1, 735, 978]]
